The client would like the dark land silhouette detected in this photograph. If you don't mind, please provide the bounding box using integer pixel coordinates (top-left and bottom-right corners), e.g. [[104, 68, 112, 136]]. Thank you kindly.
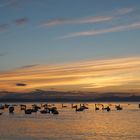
[[0, 89, 140, 102]]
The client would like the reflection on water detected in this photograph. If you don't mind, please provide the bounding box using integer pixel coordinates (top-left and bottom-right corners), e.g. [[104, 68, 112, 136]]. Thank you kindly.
[[0, 102, 140, 140]]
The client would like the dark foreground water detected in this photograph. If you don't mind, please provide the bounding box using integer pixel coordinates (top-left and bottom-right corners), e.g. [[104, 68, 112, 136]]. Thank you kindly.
[[0, 102, 140, 140]]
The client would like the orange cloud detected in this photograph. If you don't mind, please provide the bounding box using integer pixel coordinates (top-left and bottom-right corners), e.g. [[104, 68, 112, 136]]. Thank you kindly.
[[0, 57, 140, 93]]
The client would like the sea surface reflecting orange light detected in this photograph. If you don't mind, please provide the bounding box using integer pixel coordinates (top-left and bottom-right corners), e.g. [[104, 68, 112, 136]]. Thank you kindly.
[[0, 103, 139, 140]]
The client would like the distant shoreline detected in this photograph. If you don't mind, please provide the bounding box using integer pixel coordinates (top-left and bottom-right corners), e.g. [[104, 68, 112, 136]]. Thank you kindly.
[[0, 101, 139, 103], [0, 90, 140, 103], [0, 98, 140, 103]]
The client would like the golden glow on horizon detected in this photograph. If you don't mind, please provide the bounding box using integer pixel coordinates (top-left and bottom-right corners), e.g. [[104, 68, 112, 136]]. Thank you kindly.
[[0, 57, 140, 93]]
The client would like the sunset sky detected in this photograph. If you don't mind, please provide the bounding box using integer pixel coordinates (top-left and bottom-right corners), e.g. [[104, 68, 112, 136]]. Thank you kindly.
[[0, 0, 140, 93]]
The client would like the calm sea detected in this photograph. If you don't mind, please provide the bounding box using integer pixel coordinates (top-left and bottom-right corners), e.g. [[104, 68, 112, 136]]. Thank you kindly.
[[0, 102, 140, 140]]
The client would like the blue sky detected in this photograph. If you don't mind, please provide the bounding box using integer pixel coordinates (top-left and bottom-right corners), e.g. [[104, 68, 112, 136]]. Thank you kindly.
[[0, 0, 140, 71]]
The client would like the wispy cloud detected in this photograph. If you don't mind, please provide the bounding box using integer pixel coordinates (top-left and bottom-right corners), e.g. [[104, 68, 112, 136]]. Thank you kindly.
[[59, 22, 140, 39], [15, 17, 29, 26], [40, 7, 135, 28], [16, 83, 27, 87], [116, 7, 134, 15], [41, 16, 113, 27], [0, 17, 29, 33], [20, 64, 39, 69], [0, 57, 140, 93]]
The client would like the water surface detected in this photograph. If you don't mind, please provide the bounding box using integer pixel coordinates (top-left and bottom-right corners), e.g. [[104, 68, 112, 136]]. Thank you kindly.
[[0, 102, 140, 140]]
